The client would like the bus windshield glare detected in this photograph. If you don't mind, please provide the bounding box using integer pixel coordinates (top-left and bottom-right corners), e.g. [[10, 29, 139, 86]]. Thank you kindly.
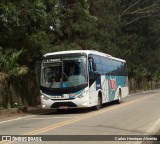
[[41, 55, 87, 88]]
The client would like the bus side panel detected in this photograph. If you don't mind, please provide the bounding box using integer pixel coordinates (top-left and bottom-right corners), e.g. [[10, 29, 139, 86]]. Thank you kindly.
[[89, 81, 99, 107], [106, 75, 128, 101], [101, 75, 109, 104], [88, 75, 103, 107], [89, 75, 129, 106]]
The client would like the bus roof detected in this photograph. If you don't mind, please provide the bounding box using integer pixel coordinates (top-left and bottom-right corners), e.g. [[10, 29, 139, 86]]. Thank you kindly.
[[43, 50, 126, 62]]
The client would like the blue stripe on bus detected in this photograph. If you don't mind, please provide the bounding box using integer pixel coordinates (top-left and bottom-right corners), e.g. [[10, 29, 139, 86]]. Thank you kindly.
[[96, 76, 102, 90]]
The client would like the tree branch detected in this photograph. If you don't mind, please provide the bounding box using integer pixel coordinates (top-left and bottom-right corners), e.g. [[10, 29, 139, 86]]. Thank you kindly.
[[121, 1, 160, 17], [125, 3, 159, 15], [125, 15, 150, 25], [120, 0, 141, 17]]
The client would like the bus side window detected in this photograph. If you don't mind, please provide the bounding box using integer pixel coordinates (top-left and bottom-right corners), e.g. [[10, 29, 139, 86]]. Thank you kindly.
[[89, 58, 96, 79]]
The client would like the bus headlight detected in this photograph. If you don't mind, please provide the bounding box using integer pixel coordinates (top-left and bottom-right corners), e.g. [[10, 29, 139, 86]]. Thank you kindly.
[[77, 91, 87, 98], [41, 95, 50, 100]]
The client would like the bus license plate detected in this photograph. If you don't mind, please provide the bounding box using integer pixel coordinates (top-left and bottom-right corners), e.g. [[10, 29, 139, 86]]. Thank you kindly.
[[59, 106, 68, 109]]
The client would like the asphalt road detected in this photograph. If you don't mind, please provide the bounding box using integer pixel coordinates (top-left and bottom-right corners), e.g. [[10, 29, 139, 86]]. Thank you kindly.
[[0, 89, 160, 144]]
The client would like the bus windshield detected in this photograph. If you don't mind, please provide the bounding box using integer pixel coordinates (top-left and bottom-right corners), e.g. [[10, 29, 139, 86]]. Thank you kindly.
[[41, 55, 87, 88]]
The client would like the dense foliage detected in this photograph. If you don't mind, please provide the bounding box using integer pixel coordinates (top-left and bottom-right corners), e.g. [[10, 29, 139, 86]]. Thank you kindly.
[[0, 0, 160, 83]]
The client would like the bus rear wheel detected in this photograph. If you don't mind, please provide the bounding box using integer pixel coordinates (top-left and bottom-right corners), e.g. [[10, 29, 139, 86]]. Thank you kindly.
[[115, 89, 122, 104]]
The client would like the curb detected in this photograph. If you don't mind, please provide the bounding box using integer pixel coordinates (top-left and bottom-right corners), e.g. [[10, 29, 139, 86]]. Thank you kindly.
[[0, 106, 54, 118], [0, 108, 19, 116]]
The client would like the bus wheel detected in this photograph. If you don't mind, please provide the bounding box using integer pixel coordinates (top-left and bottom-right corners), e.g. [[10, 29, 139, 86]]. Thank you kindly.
[[115, 89, 122, 104], [94, 95, 102, 110]]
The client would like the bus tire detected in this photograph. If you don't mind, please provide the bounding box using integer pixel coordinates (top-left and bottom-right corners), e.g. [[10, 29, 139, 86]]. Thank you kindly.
[[94, 94, 102, 110], [115, 89, 122, 104]]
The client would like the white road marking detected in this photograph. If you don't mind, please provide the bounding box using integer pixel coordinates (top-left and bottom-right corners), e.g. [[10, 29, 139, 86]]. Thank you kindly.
[[146, 118, 160, 134], [130, 89, 160, 96], [0, 115, 36, 124], [0, 114, 78, 124], [133, 118, 160, 144], [29, 117, 77, 120], [131, 91, 151, 96]]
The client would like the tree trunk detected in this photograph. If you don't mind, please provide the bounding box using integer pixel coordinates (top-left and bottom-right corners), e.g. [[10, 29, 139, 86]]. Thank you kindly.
[[7, 79, 12, 109]]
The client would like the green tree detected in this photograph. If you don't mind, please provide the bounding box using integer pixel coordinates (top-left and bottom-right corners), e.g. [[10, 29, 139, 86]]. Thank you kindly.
[[88, 0, 160, 84], [45, 0, 98, 51], [0, 0, 47, 62], [0, 48, 28, 108]]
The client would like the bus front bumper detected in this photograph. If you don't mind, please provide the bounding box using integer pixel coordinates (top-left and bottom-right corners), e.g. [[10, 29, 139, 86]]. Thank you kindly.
[[41, 96, 89, 109]]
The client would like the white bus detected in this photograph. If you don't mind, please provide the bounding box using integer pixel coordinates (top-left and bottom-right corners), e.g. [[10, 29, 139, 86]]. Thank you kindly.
[[40, 50, 129, 110]]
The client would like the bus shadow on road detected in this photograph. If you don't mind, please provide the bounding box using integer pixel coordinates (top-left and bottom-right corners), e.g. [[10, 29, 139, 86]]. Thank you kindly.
[[27, 100, 125, 116]]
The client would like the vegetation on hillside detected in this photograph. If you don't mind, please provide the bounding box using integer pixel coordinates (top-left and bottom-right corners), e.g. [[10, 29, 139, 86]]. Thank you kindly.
[[0, 0, 160, 108]]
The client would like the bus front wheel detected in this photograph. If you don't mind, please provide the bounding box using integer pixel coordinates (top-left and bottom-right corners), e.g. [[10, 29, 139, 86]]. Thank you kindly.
[[94, 95, 102, 110]]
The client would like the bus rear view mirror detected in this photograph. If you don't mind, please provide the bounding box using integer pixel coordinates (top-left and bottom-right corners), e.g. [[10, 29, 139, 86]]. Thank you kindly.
[[93, 63, 97, 71], [89, 58, 97, 72]]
